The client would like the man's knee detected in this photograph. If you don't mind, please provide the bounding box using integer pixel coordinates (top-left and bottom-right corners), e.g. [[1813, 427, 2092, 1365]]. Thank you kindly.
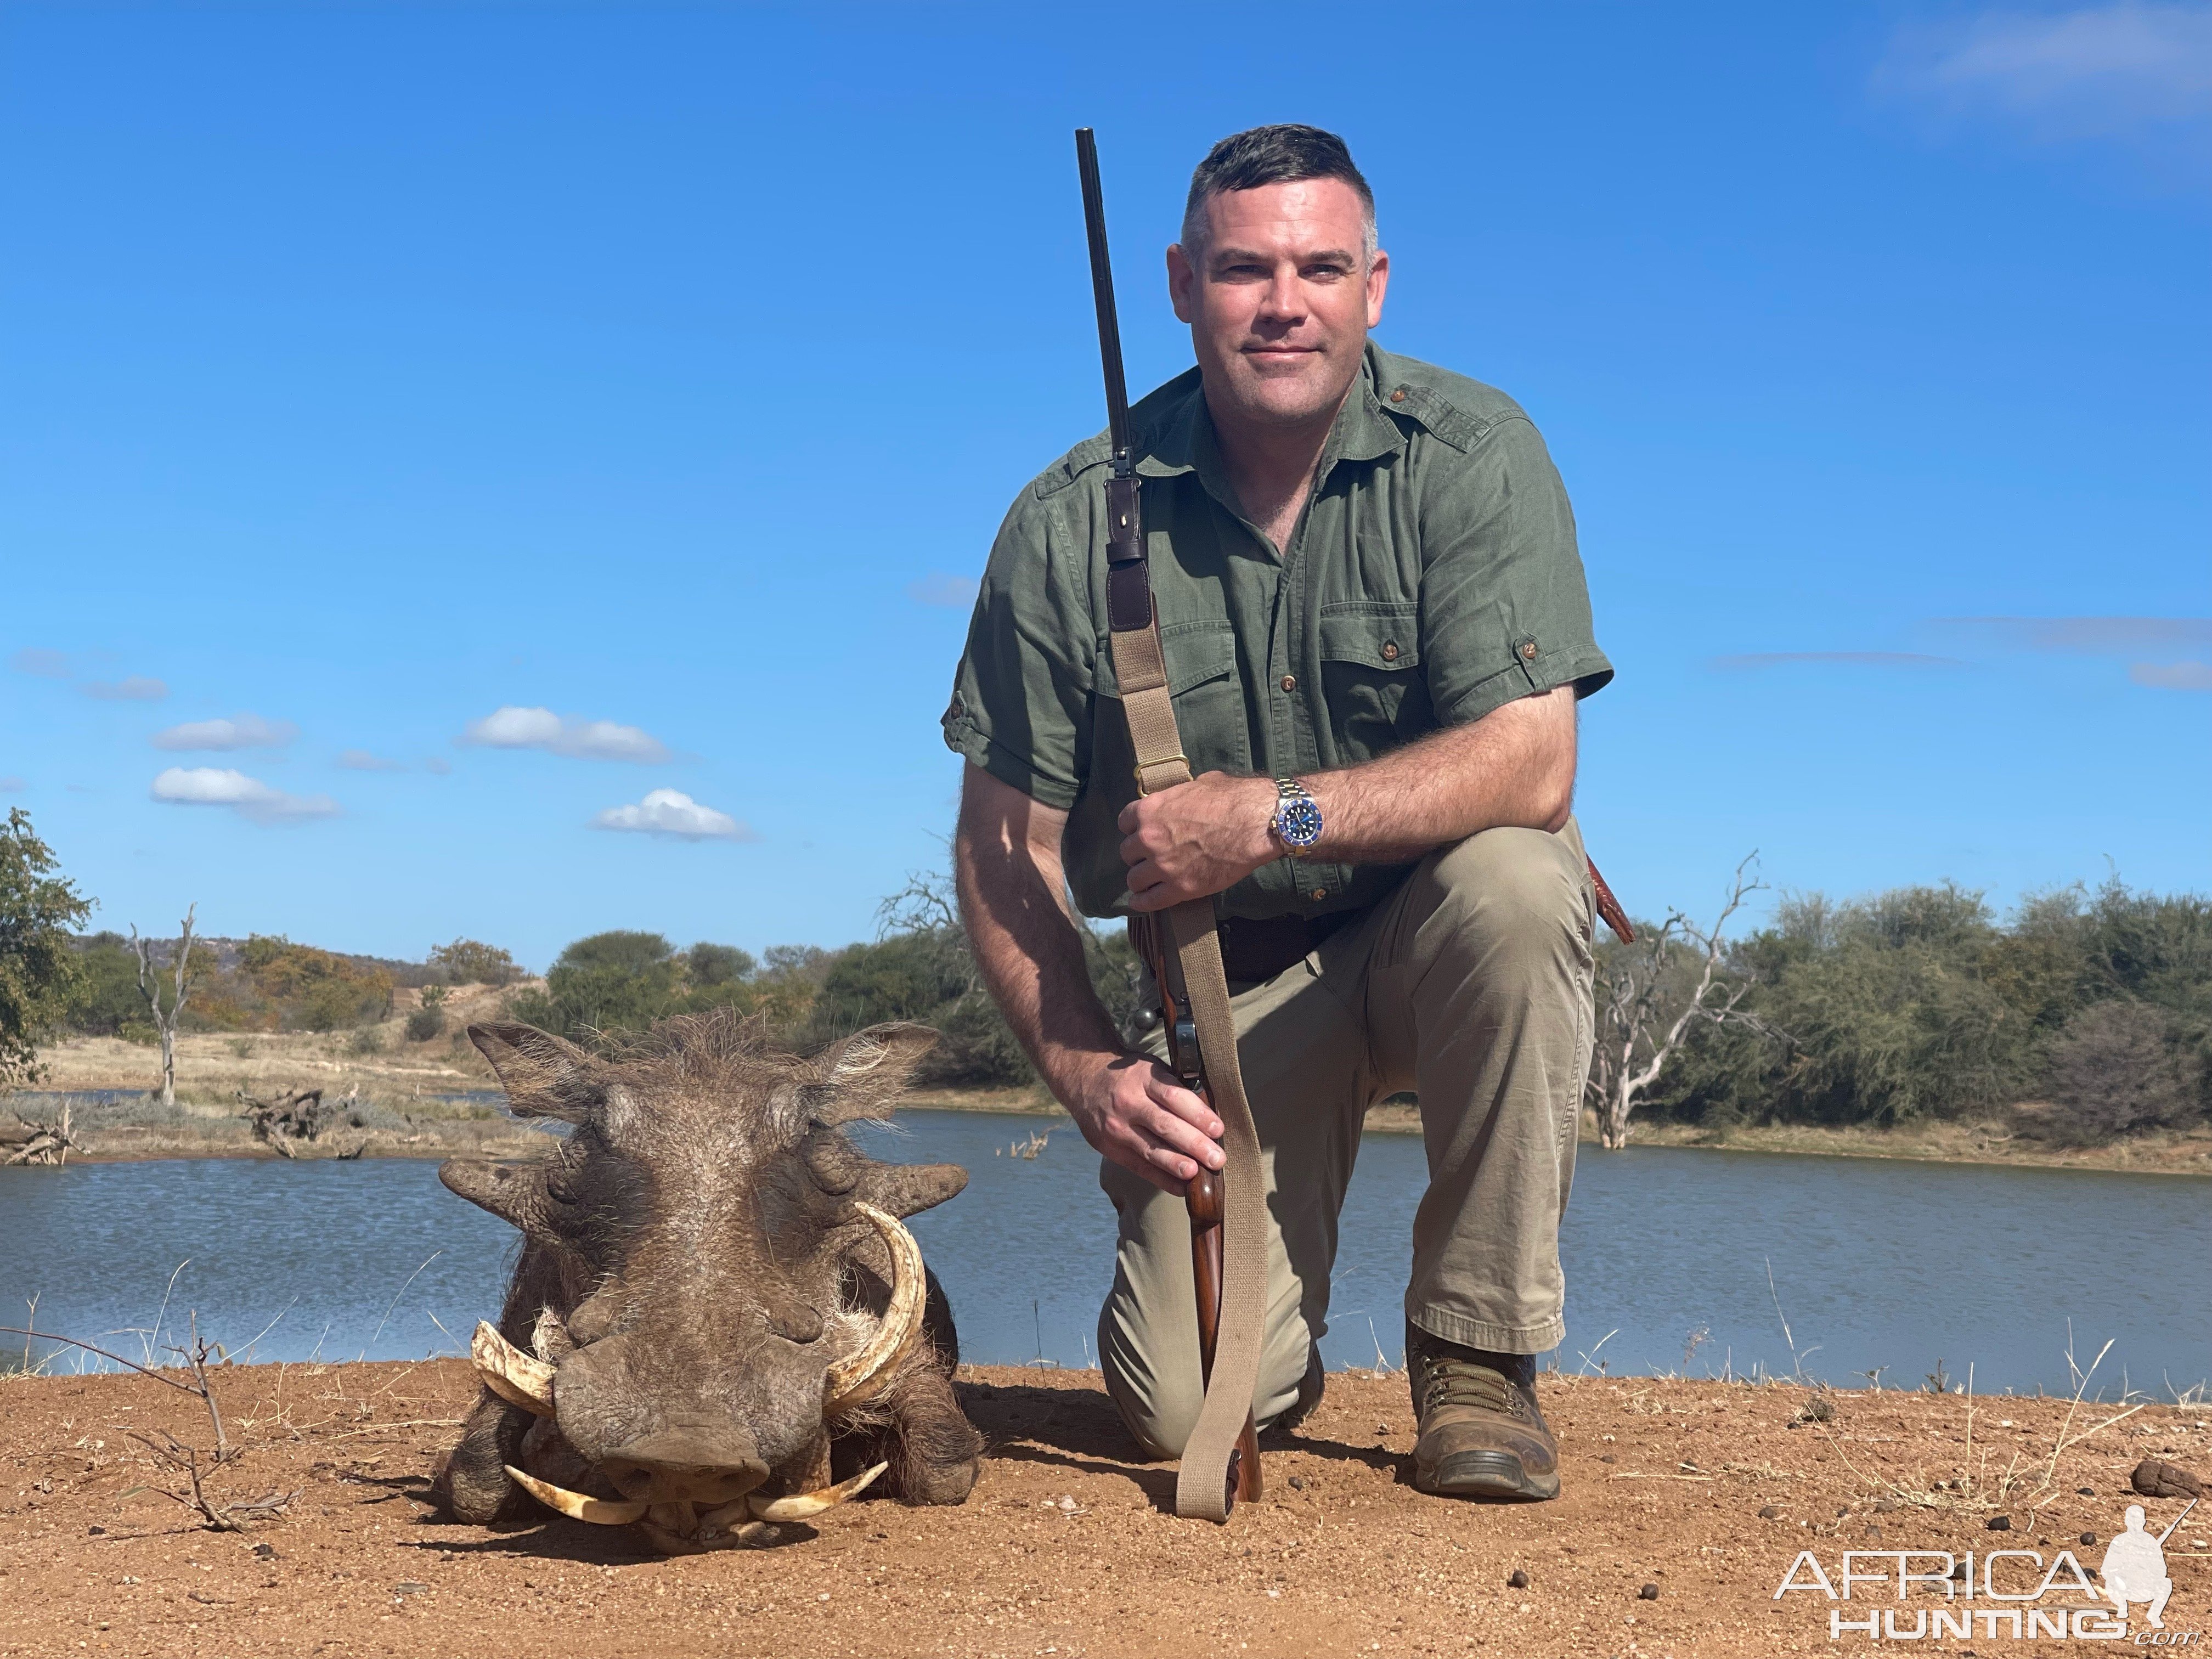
[[1099, 1308, 1323, 1462], [1423, 825, 1592, 981]]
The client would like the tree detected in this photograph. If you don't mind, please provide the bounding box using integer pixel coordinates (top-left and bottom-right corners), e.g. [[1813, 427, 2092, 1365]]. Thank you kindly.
[[1587, 855, 1769, 1150], [428, 937, 524, 987], [65, 933, 154, 1038], [238, 935, 390, 1032], [0, 809, 93, 1086], [132, 905, 201, 1108]]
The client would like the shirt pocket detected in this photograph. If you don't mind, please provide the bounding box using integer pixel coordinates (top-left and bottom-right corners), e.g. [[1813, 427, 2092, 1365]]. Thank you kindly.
[[1318, 602, 1431, 757], [1094, 620, 1251, 775]]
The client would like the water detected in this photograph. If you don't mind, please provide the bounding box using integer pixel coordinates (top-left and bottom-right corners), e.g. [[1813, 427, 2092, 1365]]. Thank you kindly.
[[1, 1113, 2203, 1398]]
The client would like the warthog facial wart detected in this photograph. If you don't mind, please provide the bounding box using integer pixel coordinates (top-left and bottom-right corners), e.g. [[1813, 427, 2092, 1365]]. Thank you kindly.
[[428, 1013, 985, 1553]]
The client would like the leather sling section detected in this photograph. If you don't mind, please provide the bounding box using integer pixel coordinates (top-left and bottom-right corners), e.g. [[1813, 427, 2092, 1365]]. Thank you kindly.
[[1108, 619, 1266, 1523]]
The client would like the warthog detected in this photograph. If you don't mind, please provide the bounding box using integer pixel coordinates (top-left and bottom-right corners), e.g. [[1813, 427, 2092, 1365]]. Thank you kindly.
[[430, 1012, 985, 1552]]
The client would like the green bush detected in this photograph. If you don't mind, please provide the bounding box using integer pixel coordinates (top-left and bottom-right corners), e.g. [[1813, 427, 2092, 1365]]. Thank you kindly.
[[405, 1006, 447, 1042], [1650, 877, 2210, 1138]]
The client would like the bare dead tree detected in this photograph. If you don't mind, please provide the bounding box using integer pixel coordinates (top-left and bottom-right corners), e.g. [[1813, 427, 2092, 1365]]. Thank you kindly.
[[131, 904, 200, 1110], [1587, 854, 1773, 1150]]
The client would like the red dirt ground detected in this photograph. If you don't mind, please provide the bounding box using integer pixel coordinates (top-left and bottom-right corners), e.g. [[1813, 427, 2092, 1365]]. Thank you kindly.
[[2, 1360, 2205, 1658]]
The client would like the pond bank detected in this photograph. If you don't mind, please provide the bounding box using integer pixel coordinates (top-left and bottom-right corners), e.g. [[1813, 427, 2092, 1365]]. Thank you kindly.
[[17, 1023, 2210, 1176]]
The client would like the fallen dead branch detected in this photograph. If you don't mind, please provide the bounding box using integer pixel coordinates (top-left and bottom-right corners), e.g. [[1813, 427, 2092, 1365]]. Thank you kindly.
[[0, 1314, 297, 1531]]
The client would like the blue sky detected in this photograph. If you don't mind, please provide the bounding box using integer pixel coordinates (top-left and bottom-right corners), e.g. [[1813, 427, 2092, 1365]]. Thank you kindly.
[[3, 2, 2205, 970]]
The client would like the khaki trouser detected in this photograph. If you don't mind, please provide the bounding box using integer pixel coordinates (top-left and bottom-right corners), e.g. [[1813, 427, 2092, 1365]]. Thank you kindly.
[[1097, 820, 1597, 1460]]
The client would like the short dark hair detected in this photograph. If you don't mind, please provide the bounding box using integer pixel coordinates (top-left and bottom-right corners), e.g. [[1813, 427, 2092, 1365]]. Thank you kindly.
[[1181, 124, 1376, 260]]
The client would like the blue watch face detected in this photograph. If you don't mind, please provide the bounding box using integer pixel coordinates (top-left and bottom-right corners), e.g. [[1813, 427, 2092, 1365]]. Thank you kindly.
[[1275, 795, 1324, 849]]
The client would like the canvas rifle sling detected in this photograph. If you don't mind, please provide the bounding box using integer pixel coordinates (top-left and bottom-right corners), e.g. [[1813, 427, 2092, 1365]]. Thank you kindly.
[[1104, 537, 1266, 1525]]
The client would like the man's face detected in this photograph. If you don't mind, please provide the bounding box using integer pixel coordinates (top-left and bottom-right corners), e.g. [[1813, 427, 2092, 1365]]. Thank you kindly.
[[1167, 177, 1389, 434]]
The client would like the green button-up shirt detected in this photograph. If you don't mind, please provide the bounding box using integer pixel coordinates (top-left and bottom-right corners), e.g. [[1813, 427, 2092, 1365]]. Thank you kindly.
[[943, 343, 1612, 923]]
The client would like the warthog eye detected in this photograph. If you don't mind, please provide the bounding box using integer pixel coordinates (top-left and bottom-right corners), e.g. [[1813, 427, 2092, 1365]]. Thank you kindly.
[[766, 1300, 826, 1344]]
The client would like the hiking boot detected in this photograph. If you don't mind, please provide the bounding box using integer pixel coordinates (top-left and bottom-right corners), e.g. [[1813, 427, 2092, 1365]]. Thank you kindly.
[[1406, 1320, 1559, 1501]]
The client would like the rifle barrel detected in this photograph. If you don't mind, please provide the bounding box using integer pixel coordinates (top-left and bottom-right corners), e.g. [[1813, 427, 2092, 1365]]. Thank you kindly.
[[1074, 128, 1133, 478]]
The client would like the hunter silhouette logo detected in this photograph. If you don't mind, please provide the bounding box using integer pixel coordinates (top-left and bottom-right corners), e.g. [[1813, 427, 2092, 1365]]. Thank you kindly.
[[1772, 1493, 2202, 1643], [2103, 1499, 2194, 1630]]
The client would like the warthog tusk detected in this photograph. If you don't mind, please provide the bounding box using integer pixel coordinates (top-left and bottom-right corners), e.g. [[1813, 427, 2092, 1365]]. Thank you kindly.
[[823, 1203, 925, 1416], [734, 1460, 889, 1522], [504, 1464, 647, 1526], [472, 1321, 556, 1417]]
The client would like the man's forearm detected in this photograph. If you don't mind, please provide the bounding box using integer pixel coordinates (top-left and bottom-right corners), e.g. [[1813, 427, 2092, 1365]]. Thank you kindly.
[[1300, 684, 1576, 866], [1118, 684, 1577, 912], [953, 771, 1126, 1102]]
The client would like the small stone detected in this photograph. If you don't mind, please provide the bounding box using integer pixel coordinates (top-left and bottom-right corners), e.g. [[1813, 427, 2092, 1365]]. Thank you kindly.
[[1507, 1570, 1531, 1589], [394, 1582, 427, 1596], [1287, 1475, 1306, 1491], [1986, 1515, 2013, 1532], [2078, 1486, 2096, 1496], [2080, 1532, 2098, 1546], [252, 1544, 275, 1560], [1758, 1505, 1781, 1519], [1638, 1583, 1660, 1601], [1599, 1454, 1616, 1464], [1874, 1499, 1897, 1513], [1835, 1506, 1850, 1519], [87, 1525, 104, 1536]]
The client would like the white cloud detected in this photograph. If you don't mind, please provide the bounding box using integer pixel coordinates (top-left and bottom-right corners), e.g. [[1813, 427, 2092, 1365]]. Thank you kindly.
[[150, 766, 339, 825], [909, 572, 980, 608], [84, 675, 168, 702], [9, 648, 70, 678], [337, 748, 405, 771], [591, 788, 754, 842], [153, 713, 298, 752], [461, 705, 672, 763], [2131, 660, 2212, 690], [1881, 3, 2212, 139]]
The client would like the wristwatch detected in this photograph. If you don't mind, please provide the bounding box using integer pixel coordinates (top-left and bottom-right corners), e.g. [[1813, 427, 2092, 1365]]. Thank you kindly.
[[1269, 778, 1324, 854]]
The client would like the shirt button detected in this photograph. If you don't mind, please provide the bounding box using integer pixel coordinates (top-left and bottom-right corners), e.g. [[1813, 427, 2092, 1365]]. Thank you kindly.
[[1311, 887, 1328, 901], [1521, 640, 1539, 660], [1380, 641, 1400, 662], [1389, 387, 1407, 403], [1279, 674, 1296, 692]]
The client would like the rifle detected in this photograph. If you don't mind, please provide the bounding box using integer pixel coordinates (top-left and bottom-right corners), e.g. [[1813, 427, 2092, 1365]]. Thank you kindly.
[[1076, 127, 1262, 1513]]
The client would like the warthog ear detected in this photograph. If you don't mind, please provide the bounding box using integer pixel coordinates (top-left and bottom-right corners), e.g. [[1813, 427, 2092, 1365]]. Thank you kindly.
[[468, 1022, 601, 1122], [813, 1023, 939, 1120], [856, 1161, 969, 1218]]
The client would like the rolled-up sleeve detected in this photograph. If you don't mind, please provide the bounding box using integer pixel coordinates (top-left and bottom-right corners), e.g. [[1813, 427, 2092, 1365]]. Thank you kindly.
[[941, 486, 1097, 810], [1418, 414, 1613, 728]]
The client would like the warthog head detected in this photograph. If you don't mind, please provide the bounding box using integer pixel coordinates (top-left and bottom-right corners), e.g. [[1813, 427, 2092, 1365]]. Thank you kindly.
[[431, 1012, 984, 1552]]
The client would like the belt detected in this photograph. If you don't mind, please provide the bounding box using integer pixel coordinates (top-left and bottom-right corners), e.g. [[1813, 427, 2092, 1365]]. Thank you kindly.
[[1132, 910, 1356, 986]]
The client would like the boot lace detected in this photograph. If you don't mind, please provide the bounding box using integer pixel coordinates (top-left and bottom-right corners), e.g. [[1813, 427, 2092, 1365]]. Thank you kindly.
[[1420, 1359, 1531, 1422]]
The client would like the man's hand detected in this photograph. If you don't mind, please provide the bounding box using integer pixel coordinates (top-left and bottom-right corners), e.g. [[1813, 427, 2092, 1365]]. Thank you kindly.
[[1117, 771, 1278, 912], [1065, 1050, 1227, 1194]]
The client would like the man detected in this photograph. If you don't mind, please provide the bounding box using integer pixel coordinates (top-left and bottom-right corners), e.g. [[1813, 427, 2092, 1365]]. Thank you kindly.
[[944, 124, 1611, 1501]]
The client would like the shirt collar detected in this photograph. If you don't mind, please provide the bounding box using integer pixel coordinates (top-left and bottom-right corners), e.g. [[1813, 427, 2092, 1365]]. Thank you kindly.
[[1133, 343, 1408, 482]]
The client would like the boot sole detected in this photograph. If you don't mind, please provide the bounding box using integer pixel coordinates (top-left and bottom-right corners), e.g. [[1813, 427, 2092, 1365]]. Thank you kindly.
[[1414, 1449, 1561, 1502]]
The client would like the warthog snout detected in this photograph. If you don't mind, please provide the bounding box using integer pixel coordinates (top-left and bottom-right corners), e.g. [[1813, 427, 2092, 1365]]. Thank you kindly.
[[601, 1421, 769, 1506]]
